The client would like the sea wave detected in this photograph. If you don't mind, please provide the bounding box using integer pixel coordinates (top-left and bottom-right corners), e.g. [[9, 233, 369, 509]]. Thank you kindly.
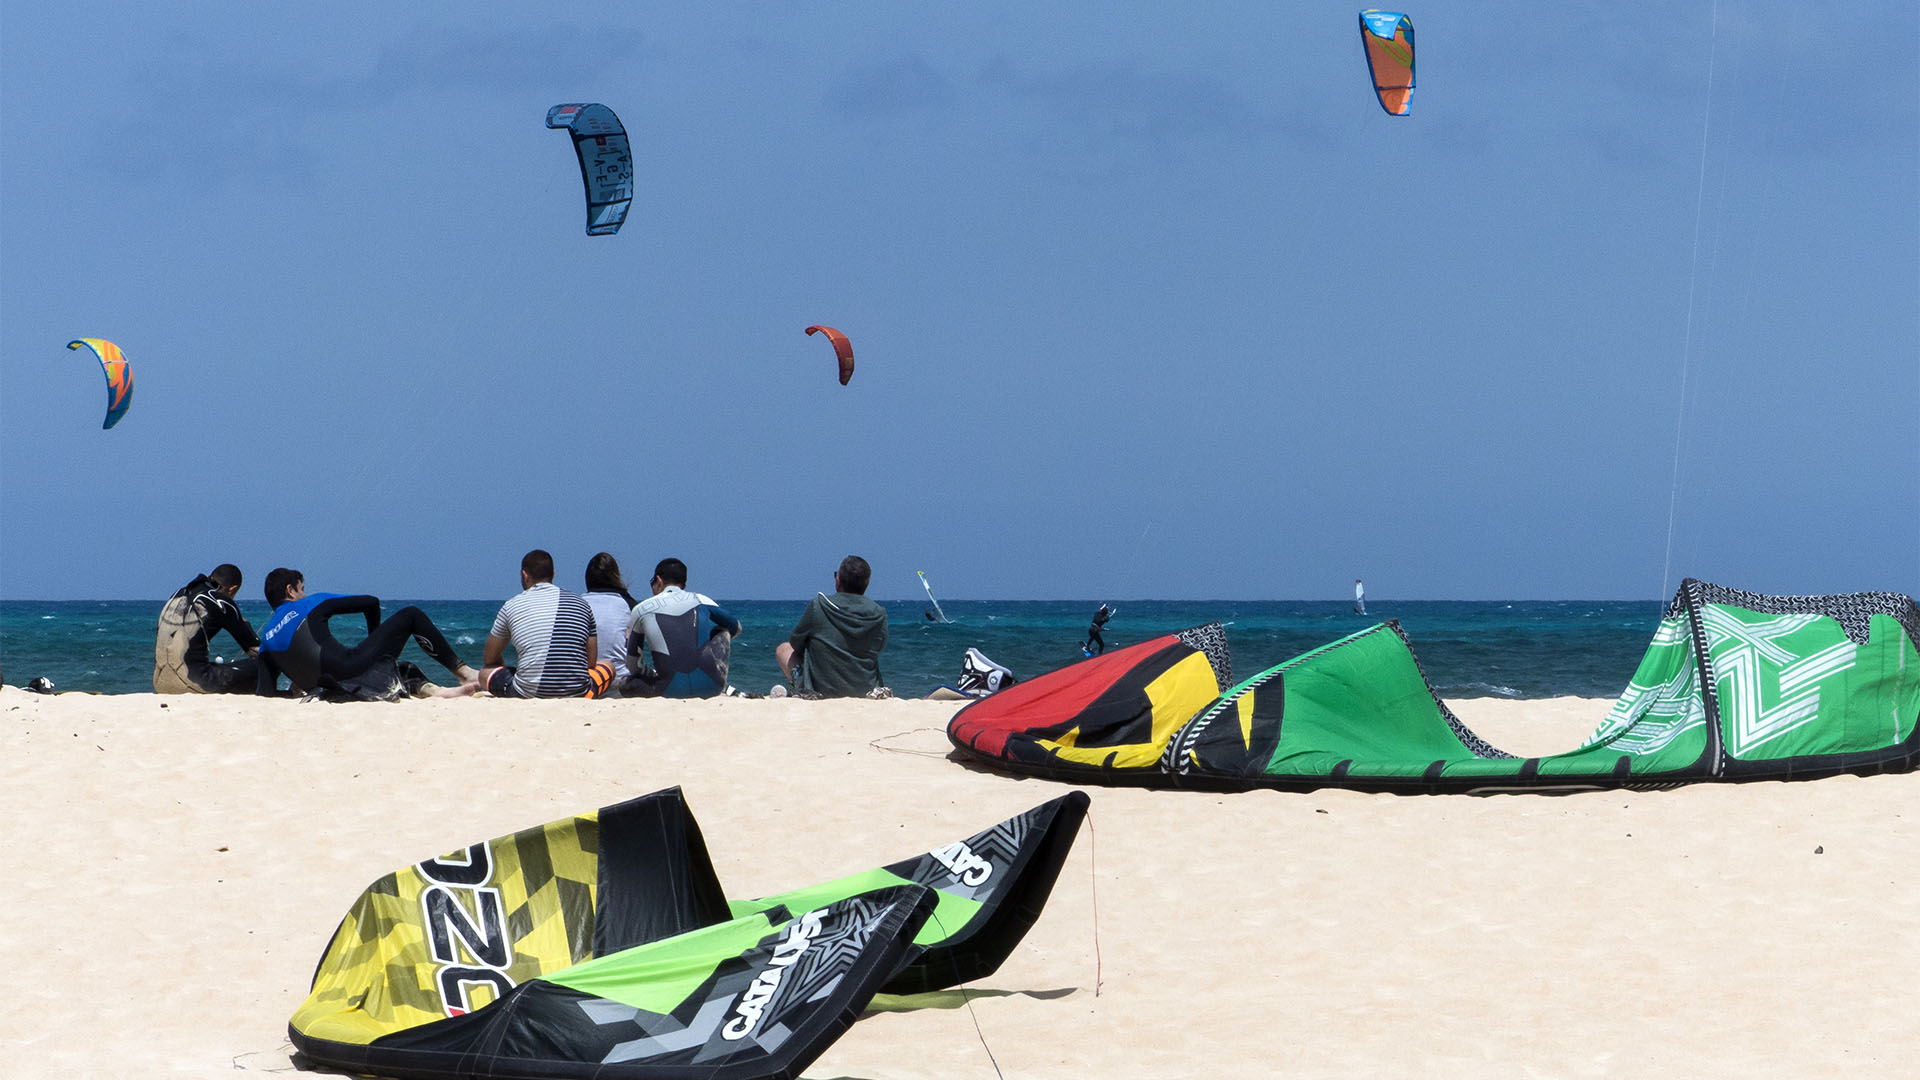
[[1438, 680, 1522, 698]]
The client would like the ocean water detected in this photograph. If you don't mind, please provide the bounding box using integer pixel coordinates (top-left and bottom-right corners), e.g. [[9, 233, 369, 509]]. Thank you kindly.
[[0, 598, 1663, 700]]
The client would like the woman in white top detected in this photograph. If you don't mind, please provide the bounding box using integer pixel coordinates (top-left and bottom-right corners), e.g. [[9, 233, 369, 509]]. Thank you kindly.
[[582, 552, 638, 680]]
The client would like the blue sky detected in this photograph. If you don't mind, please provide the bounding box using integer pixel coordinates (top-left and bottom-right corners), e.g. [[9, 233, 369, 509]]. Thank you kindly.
[[2, 2, 1914, 602]]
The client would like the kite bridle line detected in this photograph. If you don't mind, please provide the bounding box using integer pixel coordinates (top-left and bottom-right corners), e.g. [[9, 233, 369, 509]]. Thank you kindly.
[[286, 306, 475, 589], [289, 372, 438, 577], [919, 806, 1103, 1080], [919, 905, 1006, 1080], [1087, 808, 1102, 998], [866, 726, 951, 757], [1660, 0, 1720, 602], [1119, 519, 1154, 607]]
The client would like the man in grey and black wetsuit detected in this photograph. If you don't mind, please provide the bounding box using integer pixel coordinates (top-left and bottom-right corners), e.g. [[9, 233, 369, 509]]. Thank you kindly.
[[154, 563, 260, 693]]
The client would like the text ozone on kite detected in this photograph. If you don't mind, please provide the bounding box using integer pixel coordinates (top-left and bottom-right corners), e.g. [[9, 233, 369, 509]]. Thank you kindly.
[[545, 103, 633, 235], [1358, 10, 1415, 116], [67, 338, 133, 429], [805, 325, 855, 386]]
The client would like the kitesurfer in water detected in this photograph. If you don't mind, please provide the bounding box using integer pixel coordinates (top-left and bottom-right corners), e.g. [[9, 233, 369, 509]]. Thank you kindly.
[[1082, 603, 1114, 657], [255, 568, 479, 698], [154, 563, 260, 693]]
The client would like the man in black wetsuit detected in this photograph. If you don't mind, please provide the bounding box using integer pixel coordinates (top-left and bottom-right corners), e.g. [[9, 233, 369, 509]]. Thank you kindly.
[[154, 563, 261, 694], [254, 568, 478, 699], [1082, 603, 1114, 657]]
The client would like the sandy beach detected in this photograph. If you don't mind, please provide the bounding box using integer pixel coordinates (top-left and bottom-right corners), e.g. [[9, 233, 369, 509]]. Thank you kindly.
[[2, 688, 1913, 1079]]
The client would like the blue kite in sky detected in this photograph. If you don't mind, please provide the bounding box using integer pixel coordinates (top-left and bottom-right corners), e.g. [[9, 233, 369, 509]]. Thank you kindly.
[[1358, 10, 1415, 116], [546, 103, 634, 235]]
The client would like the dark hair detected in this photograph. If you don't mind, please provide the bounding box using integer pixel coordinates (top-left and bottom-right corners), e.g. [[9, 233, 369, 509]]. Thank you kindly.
[[585, 552, 637, 607], [264, 567, 303, 607], [521, 549, 555, 582], [209, 563, 243, 590], [836, 554, 871, 595], [653, 557, 688, 588]]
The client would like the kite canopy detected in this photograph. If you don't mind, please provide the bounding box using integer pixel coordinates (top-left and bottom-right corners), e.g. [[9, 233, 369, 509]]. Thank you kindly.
[[1358, 10, 1415, 116], [289, 787, 1088, 1079], [804, 325, 855, 385], [546, 103, 634, 235], [950, 581, 1920, 793], [66, 338, 133, 429]]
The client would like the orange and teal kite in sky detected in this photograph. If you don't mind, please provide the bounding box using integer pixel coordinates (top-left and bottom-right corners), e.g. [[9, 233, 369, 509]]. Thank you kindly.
[[67, 338, 133, 429]]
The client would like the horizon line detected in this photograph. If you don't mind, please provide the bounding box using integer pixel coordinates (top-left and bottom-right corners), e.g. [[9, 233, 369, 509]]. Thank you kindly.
[[0, 595, 1679, 605]]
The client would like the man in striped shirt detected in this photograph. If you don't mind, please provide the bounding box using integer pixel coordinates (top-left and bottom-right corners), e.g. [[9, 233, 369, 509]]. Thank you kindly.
[[481, 549, 600, 698]]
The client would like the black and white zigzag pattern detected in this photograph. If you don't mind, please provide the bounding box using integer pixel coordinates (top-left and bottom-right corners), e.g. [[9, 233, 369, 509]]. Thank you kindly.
[[1676, 579, 1920, 647]]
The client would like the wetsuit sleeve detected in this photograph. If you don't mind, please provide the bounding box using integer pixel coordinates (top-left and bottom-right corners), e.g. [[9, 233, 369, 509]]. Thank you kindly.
[[311, 594, 382, 635], [706, 600, 741, 637], [875, 608, 889, 654], [207, 597, 261, 652], [232, 612, 261, 652]]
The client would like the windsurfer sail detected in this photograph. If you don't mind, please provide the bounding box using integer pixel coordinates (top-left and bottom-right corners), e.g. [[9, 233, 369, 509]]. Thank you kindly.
[[918, 571, 952, 623], [1354, 579, 1366, 615]]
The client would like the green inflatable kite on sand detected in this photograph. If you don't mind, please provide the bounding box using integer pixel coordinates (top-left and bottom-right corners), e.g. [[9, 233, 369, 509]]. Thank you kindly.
[[951, 580, 1920, 792], [289, 788, 1088, 1079]]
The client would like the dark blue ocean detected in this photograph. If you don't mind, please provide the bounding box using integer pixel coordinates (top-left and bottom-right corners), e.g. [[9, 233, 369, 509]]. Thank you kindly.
[[0, 598, 1662, 700]]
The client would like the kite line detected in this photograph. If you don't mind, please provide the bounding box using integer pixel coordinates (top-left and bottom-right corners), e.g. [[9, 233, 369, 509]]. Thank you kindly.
[[1660, 0, 1721, 602]]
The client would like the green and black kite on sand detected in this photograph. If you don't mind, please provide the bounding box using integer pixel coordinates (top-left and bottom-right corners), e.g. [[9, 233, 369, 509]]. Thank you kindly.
[[290, 788, 1087, 1079], [950, 580, 1920, 792]]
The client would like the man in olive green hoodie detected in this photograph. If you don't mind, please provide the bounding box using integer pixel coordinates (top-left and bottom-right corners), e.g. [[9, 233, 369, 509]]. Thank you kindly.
[[775, 555, 890, 698]]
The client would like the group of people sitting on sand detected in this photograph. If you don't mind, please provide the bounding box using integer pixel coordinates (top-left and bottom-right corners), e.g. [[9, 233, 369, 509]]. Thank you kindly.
[[153, 552, 890, 702]]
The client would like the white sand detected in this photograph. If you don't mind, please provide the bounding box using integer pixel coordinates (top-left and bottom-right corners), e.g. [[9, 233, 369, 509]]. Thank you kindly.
[[2, 688, 1914, 1078]]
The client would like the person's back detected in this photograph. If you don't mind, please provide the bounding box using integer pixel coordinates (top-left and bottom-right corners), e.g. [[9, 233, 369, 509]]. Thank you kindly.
[[629, 579, 740, 698], [580, 552, 638, 681], [258, 588, 338, 692], [490, 581, 595, 697], [582, 590, 634, 679], [790, 590, 887, 696], [154, 566, 259, 693], [777, 555, 889, 698], [484, 551, 597, 698]]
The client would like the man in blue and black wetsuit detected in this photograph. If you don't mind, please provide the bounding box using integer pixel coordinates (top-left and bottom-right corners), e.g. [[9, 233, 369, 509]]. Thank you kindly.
[[623, 557, 741, 698], [255, 568, 478, 699]]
